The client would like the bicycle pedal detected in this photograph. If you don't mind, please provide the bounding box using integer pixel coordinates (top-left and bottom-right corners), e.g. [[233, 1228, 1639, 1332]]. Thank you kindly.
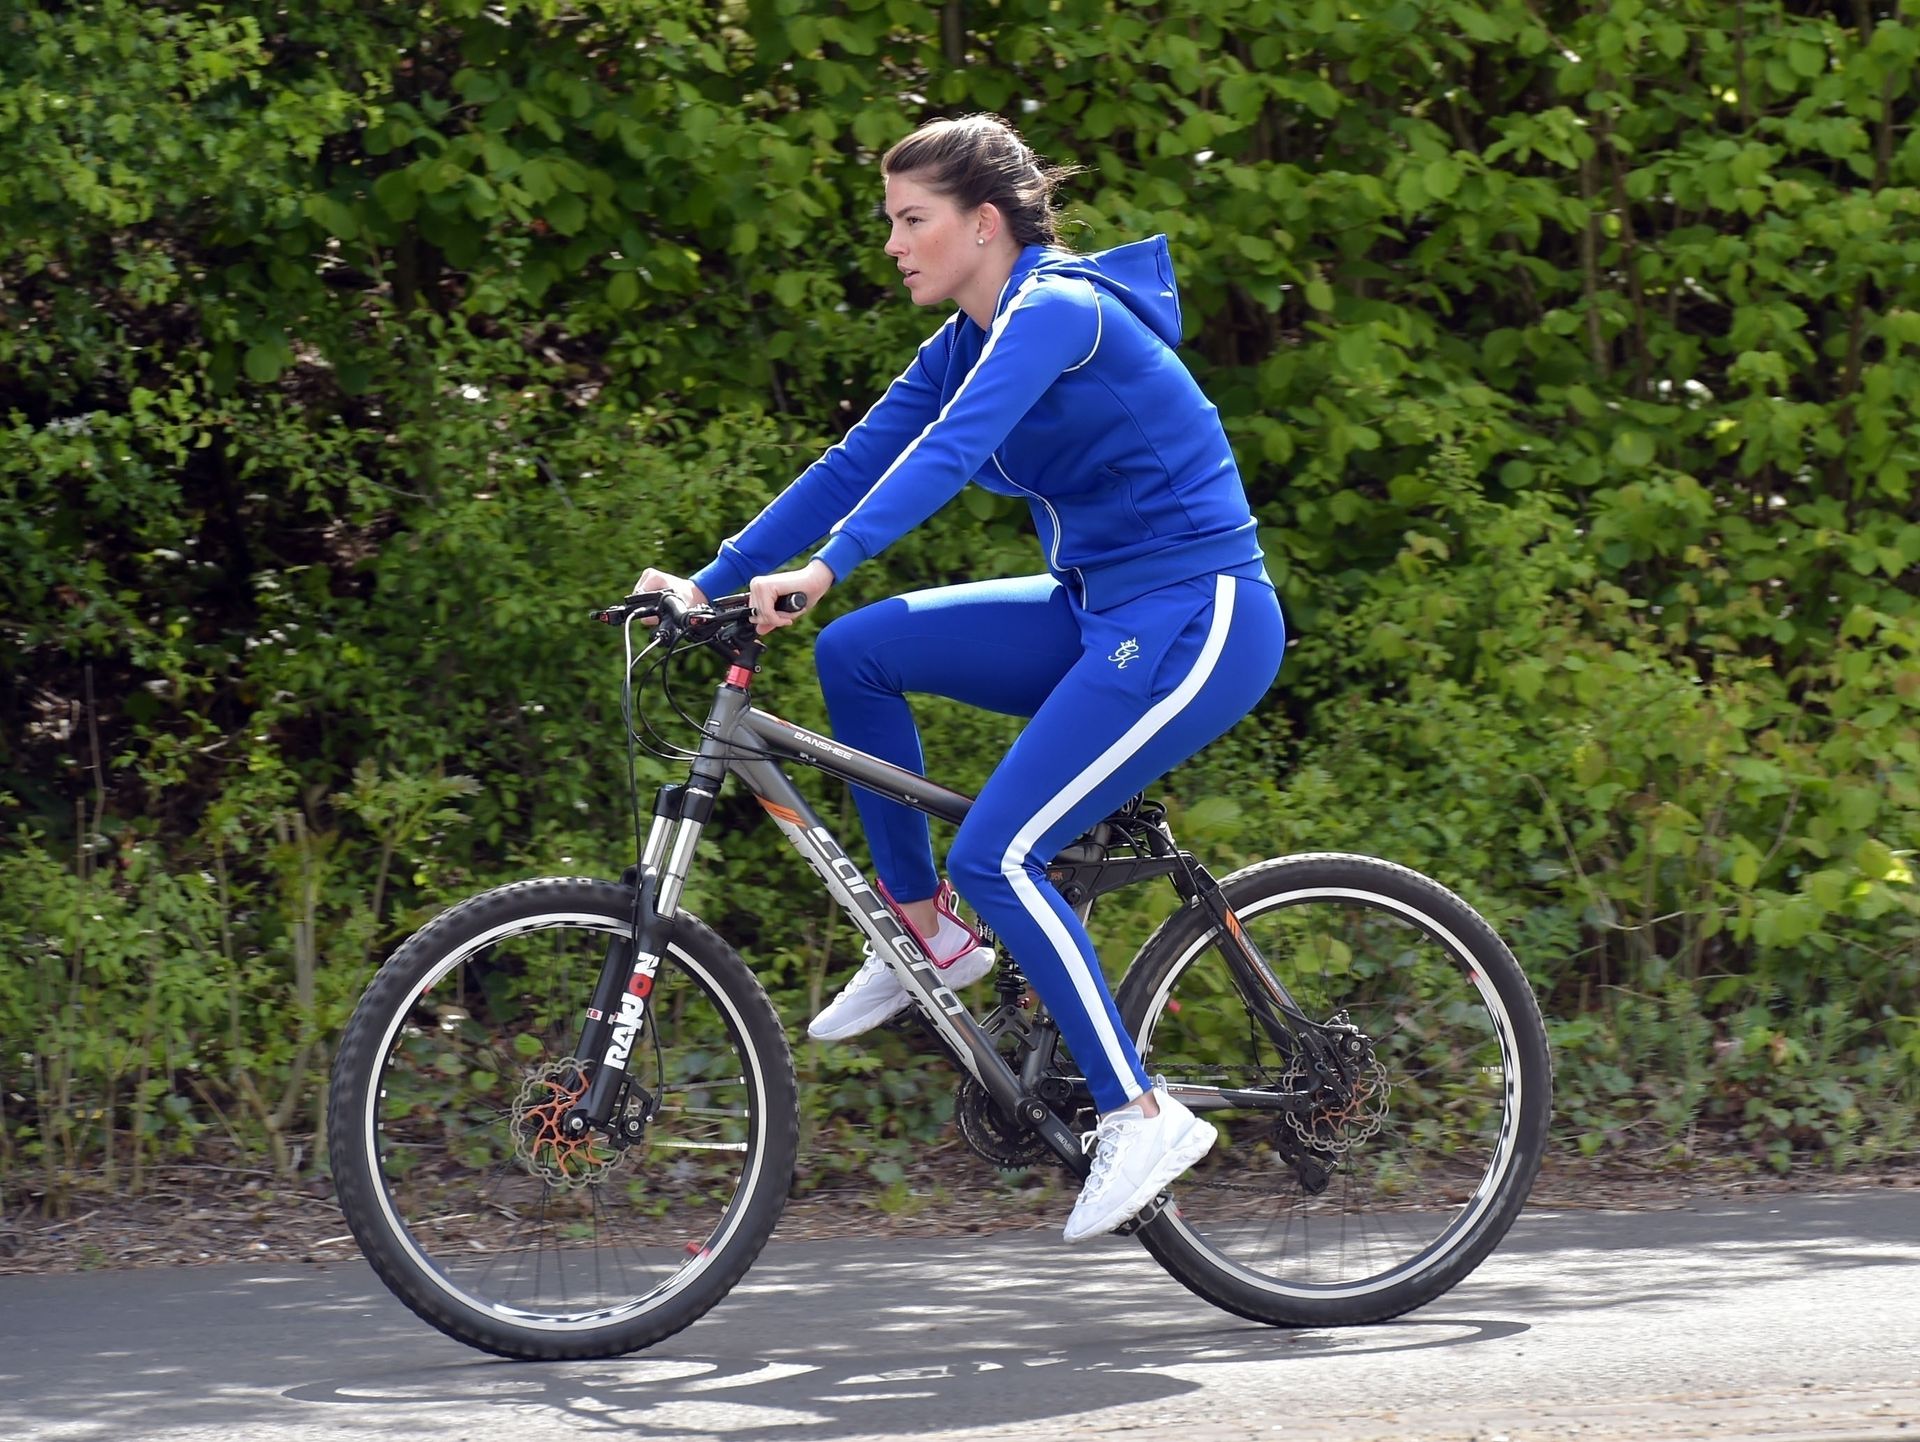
[[1117, 1191, 1175, 1235]]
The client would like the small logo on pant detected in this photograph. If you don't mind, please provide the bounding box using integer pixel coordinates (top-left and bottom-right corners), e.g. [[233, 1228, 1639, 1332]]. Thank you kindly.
[[1108, 637, 1140, 669]]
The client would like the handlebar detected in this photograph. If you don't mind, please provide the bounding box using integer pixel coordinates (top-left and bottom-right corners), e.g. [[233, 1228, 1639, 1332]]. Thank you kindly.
[[591, 589, 808, 637]]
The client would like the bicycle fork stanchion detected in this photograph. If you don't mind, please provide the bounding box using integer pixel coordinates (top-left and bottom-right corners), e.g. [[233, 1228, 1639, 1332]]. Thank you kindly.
[[564, 779, 717, 1139]]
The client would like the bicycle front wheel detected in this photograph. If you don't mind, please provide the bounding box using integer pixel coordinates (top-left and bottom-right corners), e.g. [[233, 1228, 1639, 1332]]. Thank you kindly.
[[326, 877, 798, 1360], [1116, 853, 1550, 1328]]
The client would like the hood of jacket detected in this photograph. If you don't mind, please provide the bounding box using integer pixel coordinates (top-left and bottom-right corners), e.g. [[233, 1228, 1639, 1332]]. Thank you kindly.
[[994, 237, 1185, 349]]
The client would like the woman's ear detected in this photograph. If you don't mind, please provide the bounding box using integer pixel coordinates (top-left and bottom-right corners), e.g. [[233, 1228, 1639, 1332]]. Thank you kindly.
[[974, 201, 1005, 247]]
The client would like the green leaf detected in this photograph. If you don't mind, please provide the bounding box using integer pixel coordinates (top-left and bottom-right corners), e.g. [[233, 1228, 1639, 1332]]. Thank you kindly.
[[517, 98, 564, 142], [1235, 233, 1278, 263], [1840, 605, 1880, 642], [545, 192, 587, 234], [518, 158, 558, 203], [1337, 327, 1376, 373], [1452, 2, 1509, 43], [683, 105, 719, 147], [1855, 839, 1898, 881], [373, 170, 417, 221], [1573, 741, 1607, 786], [1787, 37, 1826, 79], [1183, 795, 1242, 836], [851, 107, 893, 151], [1612, 432, 1655, 467], [462, 175, 500, 219], [1806, 869, 1849, 913], [303, 194, 358, 240], [1832, 784, 1878, 832], [1731, 852, 1760, 889], [1306, 935, 1353, 974], [833, 13, 880, 55], [607, 271, 639, 310], [1395, 166, 1428, 212], [1482, 329, 1524, 370], [453, 67, 500, 103], [1882, 310, 1920, 345], [1220, 72, 1266, 122], [243, 335, 290, 384], [1423, 157, 1462, 199]]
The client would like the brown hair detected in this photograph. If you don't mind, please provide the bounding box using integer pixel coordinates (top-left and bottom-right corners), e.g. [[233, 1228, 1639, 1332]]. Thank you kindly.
[[881, 114, 1080, 249]]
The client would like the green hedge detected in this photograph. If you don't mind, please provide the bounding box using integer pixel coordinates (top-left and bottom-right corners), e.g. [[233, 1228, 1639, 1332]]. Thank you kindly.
[[2, 0, 1916, 1207]]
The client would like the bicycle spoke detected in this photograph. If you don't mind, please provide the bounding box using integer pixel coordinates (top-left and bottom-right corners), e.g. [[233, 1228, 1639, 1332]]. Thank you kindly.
[[355, 907, 774, 1327], [1131, 861, 1544, 1308]]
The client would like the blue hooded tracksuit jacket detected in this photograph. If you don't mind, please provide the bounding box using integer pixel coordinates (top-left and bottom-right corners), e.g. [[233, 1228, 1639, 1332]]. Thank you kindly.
[[693, 238, 1286, 1110]]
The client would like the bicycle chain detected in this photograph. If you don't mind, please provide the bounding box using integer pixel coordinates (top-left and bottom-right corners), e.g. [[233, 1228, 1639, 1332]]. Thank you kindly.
[[946, 1044, 1394, 1186], [1153, 1059, 1393, 1196]]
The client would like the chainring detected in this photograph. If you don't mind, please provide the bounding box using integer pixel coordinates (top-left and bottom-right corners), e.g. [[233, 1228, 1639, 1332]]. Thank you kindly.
[[954, 1077, 1051, 1170]]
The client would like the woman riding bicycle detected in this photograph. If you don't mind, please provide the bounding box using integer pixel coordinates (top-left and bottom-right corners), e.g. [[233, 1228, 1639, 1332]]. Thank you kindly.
[[638, 113, 1286, 1243]]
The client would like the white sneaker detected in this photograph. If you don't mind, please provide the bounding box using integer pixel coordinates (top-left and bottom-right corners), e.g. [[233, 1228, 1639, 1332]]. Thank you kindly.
[[807, 881, 995, 1041], [1062, 1084, 1216, 1243]]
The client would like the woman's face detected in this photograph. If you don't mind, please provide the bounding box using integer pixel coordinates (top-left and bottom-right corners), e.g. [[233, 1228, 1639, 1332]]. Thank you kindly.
[[882, 171, 987, 310]]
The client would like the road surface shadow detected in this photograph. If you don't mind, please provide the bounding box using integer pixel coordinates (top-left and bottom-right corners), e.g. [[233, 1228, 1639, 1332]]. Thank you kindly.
[[0, 1232, 1526, 1441], [5, 1191, 1914, 1441], [275, 1316, 1528, 1436]]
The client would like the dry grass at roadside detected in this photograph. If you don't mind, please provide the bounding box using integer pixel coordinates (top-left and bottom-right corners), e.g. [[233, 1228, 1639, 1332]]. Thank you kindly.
[[4, 1146, 1913, 1277]]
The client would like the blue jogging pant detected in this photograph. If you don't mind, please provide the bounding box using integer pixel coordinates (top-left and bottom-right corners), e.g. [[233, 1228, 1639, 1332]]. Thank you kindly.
[[814, 571, 1286, 1113]]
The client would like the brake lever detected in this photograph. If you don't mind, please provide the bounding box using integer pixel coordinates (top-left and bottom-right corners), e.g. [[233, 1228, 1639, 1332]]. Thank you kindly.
[[593, 590, 666, 625]]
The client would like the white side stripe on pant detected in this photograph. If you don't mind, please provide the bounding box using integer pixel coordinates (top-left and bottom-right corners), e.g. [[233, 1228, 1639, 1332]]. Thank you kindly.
[[998, 574, 1241, 1097]]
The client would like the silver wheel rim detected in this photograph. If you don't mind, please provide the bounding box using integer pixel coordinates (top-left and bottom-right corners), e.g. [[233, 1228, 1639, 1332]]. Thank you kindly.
[[361, 909, 770, 1333], [1138, 882, 1525, 1300]]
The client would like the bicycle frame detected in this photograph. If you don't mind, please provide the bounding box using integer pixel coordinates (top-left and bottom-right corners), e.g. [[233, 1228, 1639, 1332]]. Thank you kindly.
[[563, 613, 1339, 1178]]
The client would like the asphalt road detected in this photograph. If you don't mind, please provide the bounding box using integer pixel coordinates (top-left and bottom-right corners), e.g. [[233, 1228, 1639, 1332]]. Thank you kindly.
[[1, 1192, 1915, 1442]]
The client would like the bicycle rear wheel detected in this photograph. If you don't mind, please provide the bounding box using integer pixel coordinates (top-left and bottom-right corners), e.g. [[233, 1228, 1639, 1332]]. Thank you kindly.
[[1116, 853, 1550, 1327], [327, 877, 797, 1360]]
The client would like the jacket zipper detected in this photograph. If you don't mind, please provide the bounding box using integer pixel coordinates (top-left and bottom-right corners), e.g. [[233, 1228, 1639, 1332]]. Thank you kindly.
[[992, 453, 1087, 605]]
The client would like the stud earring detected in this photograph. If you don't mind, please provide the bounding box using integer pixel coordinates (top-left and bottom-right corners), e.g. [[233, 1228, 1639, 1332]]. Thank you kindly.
[[976, 237, 985, 246]]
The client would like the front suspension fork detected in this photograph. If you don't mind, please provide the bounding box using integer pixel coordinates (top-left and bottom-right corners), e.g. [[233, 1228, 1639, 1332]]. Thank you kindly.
[[563, 780, 715, 1138]]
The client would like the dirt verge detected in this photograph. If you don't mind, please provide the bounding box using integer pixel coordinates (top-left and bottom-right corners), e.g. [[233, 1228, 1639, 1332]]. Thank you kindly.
[[3, 1142, 1914, 1276]]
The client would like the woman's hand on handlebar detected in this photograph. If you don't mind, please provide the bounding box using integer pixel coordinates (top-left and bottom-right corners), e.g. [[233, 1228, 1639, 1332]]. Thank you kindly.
[[632, 568, 707, 627], [749, 559, 835, 636]]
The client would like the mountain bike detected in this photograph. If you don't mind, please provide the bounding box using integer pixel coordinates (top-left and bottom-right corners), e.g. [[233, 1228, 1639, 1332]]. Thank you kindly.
[[326, 589, 1552, 1361]]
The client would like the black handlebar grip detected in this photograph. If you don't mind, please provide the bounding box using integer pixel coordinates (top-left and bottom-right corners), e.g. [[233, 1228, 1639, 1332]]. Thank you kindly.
[[774, 592, 808, 614]]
